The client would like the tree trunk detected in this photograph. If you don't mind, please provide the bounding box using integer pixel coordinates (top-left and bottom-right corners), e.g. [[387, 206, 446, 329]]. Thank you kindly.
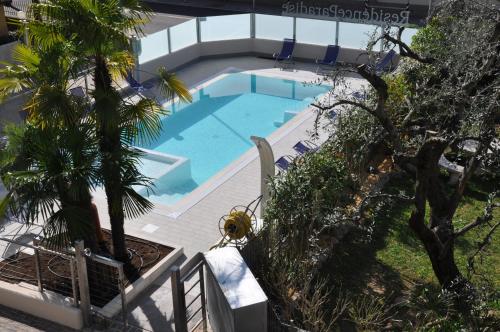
[[58, 187, 98, 253], [93, 55, 128, 262], [411, 215, 462, 289], [0, 6, 9, 39], [406, 137, 465, 291]]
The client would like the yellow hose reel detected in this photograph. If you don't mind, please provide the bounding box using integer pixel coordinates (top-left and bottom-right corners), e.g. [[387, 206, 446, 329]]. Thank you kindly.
[[224, 211, 253, 240], [215, 196, 263, 248]]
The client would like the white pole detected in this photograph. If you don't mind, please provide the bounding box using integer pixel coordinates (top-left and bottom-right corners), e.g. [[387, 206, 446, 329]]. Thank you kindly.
[[250, 136, 275, 216]]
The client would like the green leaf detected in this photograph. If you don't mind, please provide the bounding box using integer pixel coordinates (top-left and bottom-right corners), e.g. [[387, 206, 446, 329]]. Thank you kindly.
[[158, 67, 192, 103]]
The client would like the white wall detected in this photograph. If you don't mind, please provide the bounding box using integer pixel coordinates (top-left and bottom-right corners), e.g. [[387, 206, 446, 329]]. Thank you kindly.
[[138, 38, 388, 82], [0, 281, 83, 330]]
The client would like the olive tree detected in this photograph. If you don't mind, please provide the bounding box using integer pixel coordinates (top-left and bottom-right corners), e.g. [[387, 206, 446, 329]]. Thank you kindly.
[[314, 0, 499, 295]]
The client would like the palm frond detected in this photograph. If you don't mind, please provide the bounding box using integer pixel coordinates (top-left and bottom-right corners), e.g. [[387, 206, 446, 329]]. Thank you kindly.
[[0, 191, 13, 219], [120, 97, 165, 145], [26, 21, 65, 50], [116, 147, 155, 219], [122, 186, 154, 219], [25, 86, 78, 127], [0, 60, 34, 100], [0, 76, 30, 102], [42, 206, 93, 250], [12, 44, 41, 70], [158, 67, 192, 103], [0, 123, 28, 169], [107, 50, 135, 81]]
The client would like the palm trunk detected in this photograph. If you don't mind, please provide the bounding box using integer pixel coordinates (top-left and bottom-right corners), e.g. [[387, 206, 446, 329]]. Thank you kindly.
[[93, 55, 128, 262], [0, 7, 9, 39], [57, 182, 97, 252]]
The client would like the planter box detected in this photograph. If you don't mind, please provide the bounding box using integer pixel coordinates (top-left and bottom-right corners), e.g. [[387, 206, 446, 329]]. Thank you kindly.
[[97, 244, 184, 318]]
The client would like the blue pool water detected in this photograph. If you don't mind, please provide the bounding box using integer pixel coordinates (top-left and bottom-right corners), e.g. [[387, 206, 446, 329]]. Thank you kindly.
[[138, 73, 329, 205]]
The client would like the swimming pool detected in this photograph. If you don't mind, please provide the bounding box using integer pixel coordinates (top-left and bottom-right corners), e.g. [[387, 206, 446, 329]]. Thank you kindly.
[[137, 73, 329, 206]]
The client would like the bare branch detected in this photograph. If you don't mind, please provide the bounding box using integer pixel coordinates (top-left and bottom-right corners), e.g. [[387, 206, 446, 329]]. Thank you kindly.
[[312, 99, 376, 117], [383, 30, 435, 64], [454, 191, 499, 237], [467, 219, 500, 275]]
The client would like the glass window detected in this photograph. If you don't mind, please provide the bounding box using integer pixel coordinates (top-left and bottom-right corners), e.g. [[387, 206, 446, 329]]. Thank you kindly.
[[200, 14, 251, 42], [138, 29, 169, 64], [296, 18, 336, 45], [170, 19, 197, 52], [338, 22, 382, 50], [255, 14, 294, 40]]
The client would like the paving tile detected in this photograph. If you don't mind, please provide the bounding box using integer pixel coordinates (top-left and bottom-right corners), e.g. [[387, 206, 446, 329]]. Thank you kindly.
[[0, 56, 362, 331]]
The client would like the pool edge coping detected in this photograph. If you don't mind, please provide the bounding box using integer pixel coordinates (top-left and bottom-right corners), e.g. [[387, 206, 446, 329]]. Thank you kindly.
[[150, 66, 328, 218]]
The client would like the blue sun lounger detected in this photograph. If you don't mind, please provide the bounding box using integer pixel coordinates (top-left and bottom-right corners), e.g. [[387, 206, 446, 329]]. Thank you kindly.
[[69, 86, 85, 98], [273, 38, 296, 69], [126, 72, 154, 93], [329, 110, 337, 120], [352, 91, 367, 100], [293, 141, 318, 155], [275, 155, 294, 171], [316, 45, 340, 73], [375, 49, 397, 73]]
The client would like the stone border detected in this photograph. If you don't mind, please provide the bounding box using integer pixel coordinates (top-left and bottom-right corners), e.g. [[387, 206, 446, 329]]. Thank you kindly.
[[97, 244, 184, 318]]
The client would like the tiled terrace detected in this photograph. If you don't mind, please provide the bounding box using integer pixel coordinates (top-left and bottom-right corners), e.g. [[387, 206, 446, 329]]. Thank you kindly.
[[91, 56, 364, 330], [0, 52, 365, 331]]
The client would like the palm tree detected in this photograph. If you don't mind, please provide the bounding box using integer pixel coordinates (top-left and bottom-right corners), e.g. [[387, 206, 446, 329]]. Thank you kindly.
[[0, 41, 104, 249], [27, 0, 191, 261], [0, 111, 101, 250]]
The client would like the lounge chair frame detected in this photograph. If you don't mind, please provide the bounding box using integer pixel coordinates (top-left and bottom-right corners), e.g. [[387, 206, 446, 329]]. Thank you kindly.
[[273, 38, 296, 70]]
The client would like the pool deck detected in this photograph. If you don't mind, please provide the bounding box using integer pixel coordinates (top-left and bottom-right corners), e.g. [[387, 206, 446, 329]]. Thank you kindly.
[[92, 56, 364, 330], [96, 56, 365, 259], [0, 55, 364, 331]]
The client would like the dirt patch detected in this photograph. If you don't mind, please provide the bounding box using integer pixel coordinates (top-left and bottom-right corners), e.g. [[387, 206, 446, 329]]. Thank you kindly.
[[0, 231, 173, 307]]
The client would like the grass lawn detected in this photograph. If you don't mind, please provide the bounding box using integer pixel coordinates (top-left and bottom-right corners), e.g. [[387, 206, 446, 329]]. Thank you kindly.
[[375, 175, 500, 289], [323, 173, 499, 301]]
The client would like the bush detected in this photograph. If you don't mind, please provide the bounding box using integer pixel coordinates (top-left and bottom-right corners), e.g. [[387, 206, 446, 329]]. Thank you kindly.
[[263, 146, 358, 272]]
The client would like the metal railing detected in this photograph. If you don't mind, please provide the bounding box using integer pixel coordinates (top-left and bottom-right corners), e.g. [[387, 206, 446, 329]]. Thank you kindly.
[[4, 0, 32, 19], [0, 237, 130, 329], [0, 236, 79, 305], [171, 252, 208, 332], [74, 241, 128, 329]]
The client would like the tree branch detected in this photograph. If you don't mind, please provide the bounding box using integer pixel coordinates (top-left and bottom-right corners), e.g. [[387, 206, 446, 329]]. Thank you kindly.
[[408, 136, 450, 249], [454, 191, 499, 237], [382, 30, 436, 64], [312, 99, 376, 117], [467, 219, 500, 275], [447, 92, 499, 215]]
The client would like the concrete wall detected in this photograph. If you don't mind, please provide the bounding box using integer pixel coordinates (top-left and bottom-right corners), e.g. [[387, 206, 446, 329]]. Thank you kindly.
[[222, 0, 431, 6], [0, 281, 83, 330], [138, 37, 380, 82], [0, 41, 17, 63], [99, 247, 184, 318], [0, 93, 28, 134]]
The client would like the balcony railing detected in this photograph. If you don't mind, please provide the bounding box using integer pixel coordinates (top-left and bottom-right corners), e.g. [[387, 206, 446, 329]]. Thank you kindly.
[[136, 13, 418, 65]]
